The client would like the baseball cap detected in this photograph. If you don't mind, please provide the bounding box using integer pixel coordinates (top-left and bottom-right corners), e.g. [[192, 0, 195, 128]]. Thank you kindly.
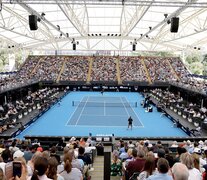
[[37, 147, 43, 152], [194, 147, 201, 155], [13, 150, 24, 159]]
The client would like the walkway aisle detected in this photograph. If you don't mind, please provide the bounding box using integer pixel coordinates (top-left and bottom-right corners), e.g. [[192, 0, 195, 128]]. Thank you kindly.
[[89, 156, 104, 180], [89, 155, 121, 180]]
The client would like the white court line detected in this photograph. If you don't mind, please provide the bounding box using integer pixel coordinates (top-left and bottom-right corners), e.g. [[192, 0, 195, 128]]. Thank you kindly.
[[81, 114, 128, 117], [123, 97, 144, 127], [65, 125, 144, 128], [88, 96, 120, 98], [120, 97, 130, 117], [104, 101, 106, 116], [75, 96, 89, 126], [65, 96, 85, 126]]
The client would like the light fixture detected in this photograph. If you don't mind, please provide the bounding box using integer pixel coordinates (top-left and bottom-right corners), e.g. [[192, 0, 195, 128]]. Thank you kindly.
[[164, 14, 168, 18]]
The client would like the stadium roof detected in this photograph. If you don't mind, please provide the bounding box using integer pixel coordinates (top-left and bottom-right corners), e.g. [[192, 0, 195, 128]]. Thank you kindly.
[[1, 0, 207, 53]]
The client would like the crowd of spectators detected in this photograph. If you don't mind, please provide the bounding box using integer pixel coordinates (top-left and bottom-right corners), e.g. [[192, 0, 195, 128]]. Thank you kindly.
[[32, 56, 64, 81], [2, 55, 207, 96], [168, 57, 189, 80], [172, 78, 207, 95], [0, 136, 206, 180], [60, 56, 89, 81], [111, 139, 207, 180], [119, 56, 147, 82], [144, 57, 178, 82], [151, 88, 207, 131], [16, 56, 40, 81], [90, 56, 117, 81], [0, 87, 61, 134], [0, 136, 97, 180], [168, 57, 207, 93], [0, 56, 40, 92]]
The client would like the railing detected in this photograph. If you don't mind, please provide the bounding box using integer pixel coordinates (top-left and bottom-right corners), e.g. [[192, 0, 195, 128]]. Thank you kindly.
[[0, 79, 39, 93]]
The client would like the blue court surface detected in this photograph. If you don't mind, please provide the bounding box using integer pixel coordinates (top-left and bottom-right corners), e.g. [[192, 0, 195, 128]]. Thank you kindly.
[[16, 91, 188, 139]]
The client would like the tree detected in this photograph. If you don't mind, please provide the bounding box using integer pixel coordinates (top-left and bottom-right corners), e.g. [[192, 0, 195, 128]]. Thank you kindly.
[[0, 50, 8, 71], [185, 54, 203, 74]]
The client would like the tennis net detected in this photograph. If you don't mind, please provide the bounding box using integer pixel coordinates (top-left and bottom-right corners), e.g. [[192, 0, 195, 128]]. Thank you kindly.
[[72, 101, 137, 107]]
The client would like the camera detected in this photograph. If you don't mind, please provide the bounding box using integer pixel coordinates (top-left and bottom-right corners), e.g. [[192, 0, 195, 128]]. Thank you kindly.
[[13, 161, 22, 177], [5, 161, 22, 179]]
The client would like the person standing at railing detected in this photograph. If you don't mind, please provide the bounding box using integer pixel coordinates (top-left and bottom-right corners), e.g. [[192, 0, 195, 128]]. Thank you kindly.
[[101, 88, 104, 96]]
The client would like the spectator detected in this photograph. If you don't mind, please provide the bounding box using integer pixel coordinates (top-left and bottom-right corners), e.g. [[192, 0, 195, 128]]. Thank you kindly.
[[78, 146, 92, 166], [147, 158, 173, 180], [47, 157, 64, 180], [126, 147, 146, 178], [171, 162, 189, 180], [138, 156, 156, 180], [59, 153, 83, 180], [13, 157, 28, 179], [110, 150, 122, 176], [0, 167, 5, 180], [180, 152, 202, 180], [50, 146, 61, 165], [29, 156, 51, 180]]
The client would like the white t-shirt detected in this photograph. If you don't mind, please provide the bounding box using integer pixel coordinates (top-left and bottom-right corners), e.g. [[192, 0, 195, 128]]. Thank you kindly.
[[188, 168, 202, 180], [59, 167, 82, 180]]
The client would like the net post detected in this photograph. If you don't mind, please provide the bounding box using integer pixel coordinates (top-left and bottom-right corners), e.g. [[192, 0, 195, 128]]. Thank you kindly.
[[135, 102, 137, 107], [72, 101, 74, 106]]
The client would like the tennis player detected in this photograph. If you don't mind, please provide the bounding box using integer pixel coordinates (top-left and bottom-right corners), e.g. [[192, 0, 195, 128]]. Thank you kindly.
[[128, 116, 133, 130]]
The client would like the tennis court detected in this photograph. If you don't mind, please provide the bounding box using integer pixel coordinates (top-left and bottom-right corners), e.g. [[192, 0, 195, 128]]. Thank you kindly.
[[68, 96, 143, 127], [16, 91, 188, 139]]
